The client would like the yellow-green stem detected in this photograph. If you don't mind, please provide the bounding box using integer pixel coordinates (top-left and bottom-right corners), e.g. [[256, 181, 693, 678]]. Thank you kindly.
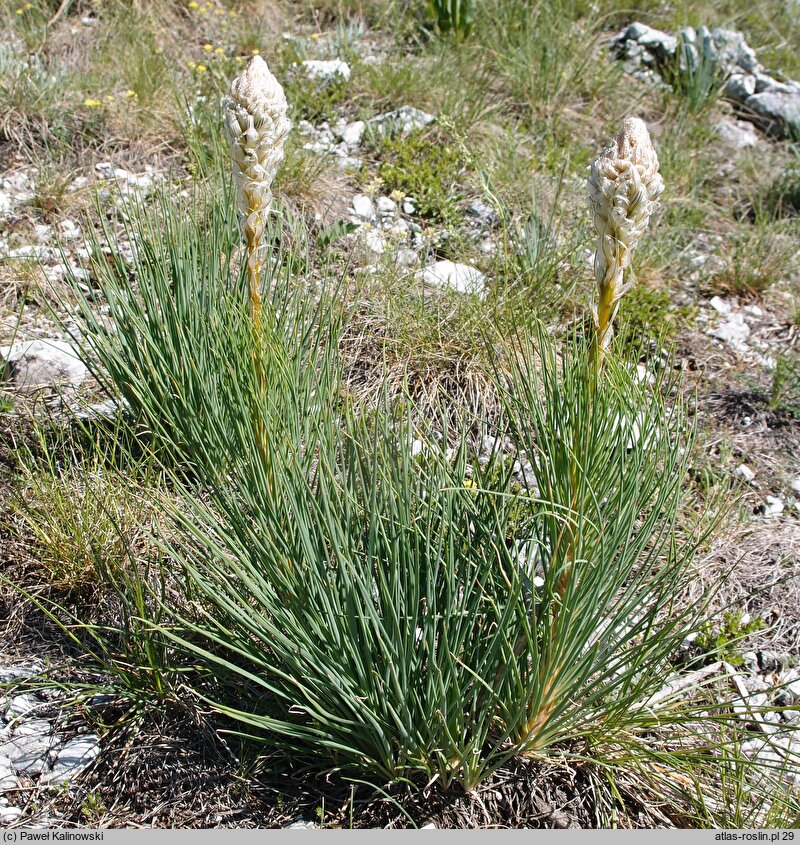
[[245, 224, 269, 474]]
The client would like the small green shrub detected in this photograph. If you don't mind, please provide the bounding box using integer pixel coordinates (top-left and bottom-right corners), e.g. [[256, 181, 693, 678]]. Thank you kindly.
[[694, 611, 765, 667], [376, 129, 467, 223], [284, 76, 349, 124]]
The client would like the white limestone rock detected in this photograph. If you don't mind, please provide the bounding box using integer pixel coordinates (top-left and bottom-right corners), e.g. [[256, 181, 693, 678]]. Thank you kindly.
[[0, 756, 18, 793], [368, 106, 435, 137], [0, 339, 88, 395], [418, 261, 486, 297], [41, 735, 100, 785], [300, 59, 351, 82], [351, 194, 375, 221], [340, 120, 365, 147], [0, 720, 56, 774], [713, 118, 758, 148]]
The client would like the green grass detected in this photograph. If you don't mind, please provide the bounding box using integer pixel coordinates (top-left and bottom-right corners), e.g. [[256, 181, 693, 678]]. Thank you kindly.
[[7, 422, 160, 593], [40, 172, 757, 798]]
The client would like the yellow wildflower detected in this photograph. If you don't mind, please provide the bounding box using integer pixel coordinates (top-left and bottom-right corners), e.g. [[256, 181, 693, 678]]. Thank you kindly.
[[214, 47, 224, 55], [84, 98, 102, 107], [188, 1, 199, 7], [196, 64, 207, 73], [251, 48, 260, 55], [203, 43, 213, 52], [126, 89, 137, 98], [311, 32, 320, 40]]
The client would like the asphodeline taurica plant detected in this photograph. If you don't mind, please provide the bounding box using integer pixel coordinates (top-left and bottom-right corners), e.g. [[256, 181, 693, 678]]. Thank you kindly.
[[587, 117, 664, 359], [224, 55, 291, 327]]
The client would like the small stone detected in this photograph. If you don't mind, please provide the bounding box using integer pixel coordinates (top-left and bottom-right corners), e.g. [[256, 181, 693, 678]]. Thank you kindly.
[[337, 155, 363, 171], [376, 196, 396, 215], [59, 219, 81, 240], [743, 304, 763, 318], [709, 296, 731, 315], [790, 478, 800, 495], [741, 651, 759, 673], [385, 220, 410, 236], [351, 194, 375, 221], [479, 434, 503, 461], [74, 397, 125, 422], [734, 464, 755, 483], [512, 460, 539, 494], [757, 651, 783, 673], [392, 248, 417, 267], [300, 59, 351, 82], [635, 363, 655, 384], [0, 720, 55, 774], [740, 736, 800, 785], [0, 664, 41, 685], [402, 199, 416, 214], [467, 198, 497, 225], [754, 74, 799, 95], [283, 819, 318, 829], [0, 191, 12, 216], [368, 106, 435, 137], [0, 805, 22, 824], [724, 73, 757, 100], [1, 339, 88, 396], [4, 694, 39, 721], [419, 260, 486, 297], [340, 120, 365, 147], [41, 735, 100, 785], [744, 90, 800, 139], [713, 118, 758, 148], [710, 313, 750, 350], [625, 23, 678, 59], [761, 496, 784, 518], [0, 756, 18, 793], [7, 245, 56, 263], [95, 162, 130, 181], [364, 230, 387, 255]]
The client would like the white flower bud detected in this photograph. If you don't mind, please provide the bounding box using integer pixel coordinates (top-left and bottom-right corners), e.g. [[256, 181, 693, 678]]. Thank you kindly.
[[224, 56, 291, 250], [587, 117, 664, 353]]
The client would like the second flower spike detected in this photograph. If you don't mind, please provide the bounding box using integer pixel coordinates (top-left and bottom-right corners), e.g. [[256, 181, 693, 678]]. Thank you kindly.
[[587, 117, 664, 358]]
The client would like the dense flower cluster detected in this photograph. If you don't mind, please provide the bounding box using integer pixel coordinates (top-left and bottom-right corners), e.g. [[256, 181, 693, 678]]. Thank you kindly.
[[587, 117, 663, 353], [224, 55, 291, 253]]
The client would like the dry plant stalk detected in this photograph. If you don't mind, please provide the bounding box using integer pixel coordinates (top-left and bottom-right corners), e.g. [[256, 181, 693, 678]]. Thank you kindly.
[[224, 55, 291, 329], [587, 117, 664, 360]]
